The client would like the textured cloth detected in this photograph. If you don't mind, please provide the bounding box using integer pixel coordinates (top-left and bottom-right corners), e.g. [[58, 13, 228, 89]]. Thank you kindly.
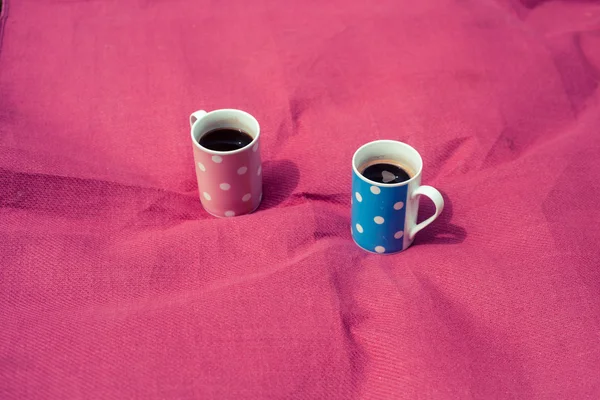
[[1, 0, 600, 398]]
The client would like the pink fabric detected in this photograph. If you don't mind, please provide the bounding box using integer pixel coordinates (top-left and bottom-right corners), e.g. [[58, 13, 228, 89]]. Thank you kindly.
[[1, 0, 600, 398]]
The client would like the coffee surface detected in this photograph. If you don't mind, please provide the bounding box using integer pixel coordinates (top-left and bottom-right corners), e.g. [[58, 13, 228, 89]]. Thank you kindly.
[[360, 161, 412, 184], [198, 128, 253, 152]]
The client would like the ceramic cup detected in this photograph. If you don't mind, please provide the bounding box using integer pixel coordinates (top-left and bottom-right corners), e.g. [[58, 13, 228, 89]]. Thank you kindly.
[[351, 140, 444, 254], [190, 109, 262, 217]]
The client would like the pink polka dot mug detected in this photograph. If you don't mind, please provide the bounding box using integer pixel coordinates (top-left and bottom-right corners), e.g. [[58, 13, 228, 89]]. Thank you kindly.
[[190, 109, 262, 217]]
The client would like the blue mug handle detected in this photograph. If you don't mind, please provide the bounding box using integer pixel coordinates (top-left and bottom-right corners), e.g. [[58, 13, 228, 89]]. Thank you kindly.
[[409, 185, 444, 240]]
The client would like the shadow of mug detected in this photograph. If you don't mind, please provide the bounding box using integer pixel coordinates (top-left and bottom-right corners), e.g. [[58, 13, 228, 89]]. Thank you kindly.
[[258, 159, 300, 211], [413, 189, 466, 245]]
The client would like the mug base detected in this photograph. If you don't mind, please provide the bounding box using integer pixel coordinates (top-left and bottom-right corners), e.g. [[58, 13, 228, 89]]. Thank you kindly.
[[203, 197, 262, 218], [351, 236, 410, 255]]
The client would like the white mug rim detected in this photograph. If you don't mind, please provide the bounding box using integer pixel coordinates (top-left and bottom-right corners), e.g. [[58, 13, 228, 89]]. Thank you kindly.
[[352, 140, 423, 187], [190, 109, 260, 156]]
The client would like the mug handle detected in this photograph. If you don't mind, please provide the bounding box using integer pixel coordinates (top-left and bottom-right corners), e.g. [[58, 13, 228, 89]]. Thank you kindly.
[[408, 185, 445, 240], [190, 110, 207, 128]]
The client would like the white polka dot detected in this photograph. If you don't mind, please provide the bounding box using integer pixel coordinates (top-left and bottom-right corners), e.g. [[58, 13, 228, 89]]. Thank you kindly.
[[375, 246, 386, 254], [237, 166, 247, 175], [252, 143, 259, 152], [197, 162, 206, 172], [355, 224, 363, 233], [355, 192, 363, 202], [374, 216, 384, 224], [370, 186, 381, 195], [203, 192, 211, 201], [242, 193, 251, 202], [212, 155, 222, 163], [394, 231, 404, 239], [220, 183, 231, 191], [224, 211, 235, 217], [351, 197, 353, 204], [257, 165, 262, 176], [394, 201, 404, 210]]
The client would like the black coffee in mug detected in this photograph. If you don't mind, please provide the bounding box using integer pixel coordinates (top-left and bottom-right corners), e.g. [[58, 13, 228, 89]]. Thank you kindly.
[[198, 128, 253, 152], [359, 159, 412, 184]]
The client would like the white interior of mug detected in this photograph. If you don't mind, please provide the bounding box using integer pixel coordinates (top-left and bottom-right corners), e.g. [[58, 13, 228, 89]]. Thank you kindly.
[[352, 140, 423, 187], [191, 109, 260, 155]]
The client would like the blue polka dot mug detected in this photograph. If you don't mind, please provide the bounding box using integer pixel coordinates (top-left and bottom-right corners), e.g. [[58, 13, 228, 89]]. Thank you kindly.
[[351, 140, 444, 254]]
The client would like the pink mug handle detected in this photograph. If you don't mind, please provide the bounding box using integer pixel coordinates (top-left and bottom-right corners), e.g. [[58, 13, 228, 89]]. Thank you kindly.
[[190, 110, 207, 128]]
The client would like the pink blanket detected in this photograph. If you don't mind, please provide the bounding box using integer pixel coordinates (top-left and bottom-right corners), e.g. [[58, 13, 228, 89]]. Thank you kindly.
[[1, 0, 599, 398]]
